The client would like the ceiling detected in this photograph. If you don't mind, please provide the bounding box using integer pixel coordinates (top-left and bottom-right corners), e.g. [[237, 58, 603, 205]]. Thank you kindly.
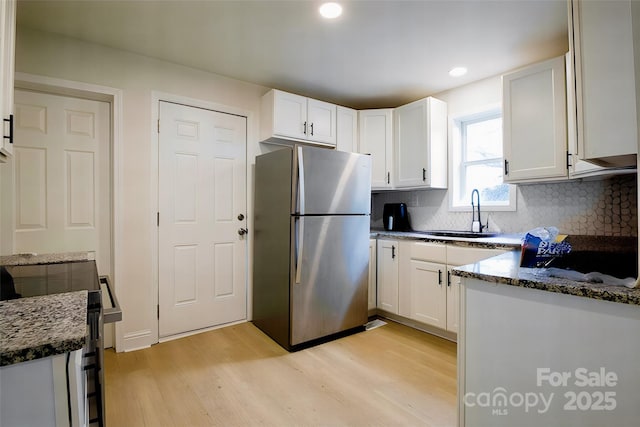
[[16, 0, 569, 109]]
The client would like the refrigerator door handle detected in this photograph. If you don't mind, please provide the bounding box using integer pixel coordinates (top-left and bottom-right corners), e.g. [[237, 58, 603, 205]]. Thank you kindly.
[[295, 217, 304, 284], [297, 146, 305, 215]]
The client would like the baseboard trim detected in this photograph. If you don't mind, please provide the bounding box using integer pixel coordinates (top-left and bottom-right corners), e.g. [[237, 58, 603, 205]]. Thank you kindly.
[[158, 319, 247, 344], [372, 309, 458, 343], [122, 329, 153, 352]]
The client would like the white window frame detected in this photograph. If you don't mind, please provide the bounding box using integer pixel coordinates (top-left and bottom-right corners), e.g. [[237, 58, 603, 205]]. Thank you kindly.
[[449, 106, 516, 212]]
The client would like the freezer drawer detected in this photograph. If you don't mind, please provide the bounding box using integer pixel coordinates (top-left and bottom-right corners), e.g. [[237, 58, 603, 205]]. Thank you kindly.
[[290, 215, 369, 345]]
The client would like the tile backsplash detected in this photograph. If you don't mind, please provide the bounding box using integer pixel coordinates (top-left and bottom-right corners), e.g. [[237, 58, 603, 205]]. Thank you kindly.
[[372, 175, 638, 237]]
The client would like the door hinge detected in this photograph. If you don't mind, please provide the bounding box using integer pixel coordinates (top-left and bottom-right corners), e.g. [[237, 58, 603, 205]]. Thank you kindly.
[[157, 304, 160, 319], [567, 151, 572, 169], [504, 159, 509, 176], [157, 212, 160, 227], [157, 119, 160, 133]]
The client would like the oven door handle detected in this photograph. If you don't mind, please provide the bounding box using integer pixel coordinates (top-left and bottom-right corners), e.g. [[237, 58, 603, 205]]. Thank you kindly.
[[99, 276, 122, 323]]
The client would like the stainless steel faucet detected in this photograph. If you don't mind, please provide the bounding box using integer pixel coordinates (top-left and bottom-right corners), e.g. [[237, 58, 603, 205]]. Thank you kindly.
[[471, 189, 484, 233]]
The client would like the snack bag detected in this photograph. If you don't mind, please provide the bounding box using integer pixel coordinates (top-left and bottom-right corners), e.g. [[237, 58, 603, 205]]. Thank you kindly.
[[520, 227, 572, 268]]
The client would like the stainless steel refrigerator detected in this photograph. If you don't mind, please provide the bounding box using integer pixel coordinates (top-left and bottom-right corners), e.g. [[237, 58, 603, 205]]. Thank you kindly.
[[253, 145, 371, 350]]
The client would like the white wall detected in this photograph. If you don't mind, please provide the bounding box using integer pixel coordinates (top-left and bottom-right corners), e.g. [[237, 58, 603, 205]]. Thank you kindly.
[[14, 27, 270, 351]]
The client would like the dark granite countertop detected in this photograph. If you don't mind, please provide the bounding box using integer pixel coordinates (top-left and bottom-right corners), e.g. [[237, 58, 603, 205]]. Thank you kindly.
[[0, 251, 92, 266], [370, 229, 523, 249], [452, 251, 640, 306], [0, 291, 88, 366]]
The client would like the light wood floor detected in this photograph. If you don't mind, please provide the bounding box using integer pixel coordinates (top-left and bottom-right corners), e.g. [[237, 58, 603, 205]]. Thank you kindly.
[[104, 320, 457, 426]]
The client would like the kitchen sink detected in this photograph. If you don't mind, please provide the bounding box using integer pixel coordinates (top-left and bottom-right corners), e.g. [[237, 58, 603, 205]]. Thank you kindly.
[[413, 230, 499, 239]]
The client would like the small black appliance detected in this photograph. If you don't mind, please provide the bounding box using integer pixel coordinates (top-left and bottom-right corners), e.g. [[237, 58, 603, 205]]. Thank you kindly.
[[383, 203, 411, 231]]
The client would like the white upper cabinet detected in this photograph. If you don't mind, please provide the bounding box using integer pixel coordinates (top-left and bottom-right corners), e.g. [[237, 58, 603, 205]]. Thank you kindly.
[[336, 106, 358, 153], [503, 55, 568, 183], [0, 0, 16, 162], [359, 109, 393, 189], [570, 0, 637, 168], [564, 52, 632, 179], [393, 97, 447, 189], [306, 98, 337, 145], [260, 89, 337, 146]]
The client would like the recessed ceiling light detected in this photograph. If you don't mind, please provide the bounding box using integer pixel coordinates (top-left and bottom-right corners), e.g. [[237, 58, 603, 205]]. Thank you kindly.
[[319, 2, 342, 19], [449, 67, 468, 77]]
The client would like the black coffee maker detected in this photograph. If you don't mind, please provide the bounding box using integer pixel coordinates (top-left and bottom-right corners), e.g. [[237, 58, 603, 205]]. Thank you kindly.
[[382, 203, 411, 231]]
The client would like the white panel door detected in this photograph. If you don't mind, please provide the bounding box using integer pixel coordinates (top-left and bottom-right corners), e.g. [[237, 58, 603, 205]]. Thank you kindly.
[[158, 101, 247, 338], [11, 90, 111, 274]]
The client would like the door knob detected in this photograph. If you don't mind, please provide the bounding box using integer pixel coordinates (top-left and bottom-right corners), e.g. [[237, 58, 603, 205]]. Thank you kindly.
[[237, 214, 245, 221], [238, 228, 248, 236]]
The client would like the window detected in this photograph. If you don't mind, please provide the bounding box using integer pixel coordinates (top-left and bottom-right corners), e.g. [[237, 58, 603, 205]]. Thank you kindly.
[[450, 109, 515, 211]]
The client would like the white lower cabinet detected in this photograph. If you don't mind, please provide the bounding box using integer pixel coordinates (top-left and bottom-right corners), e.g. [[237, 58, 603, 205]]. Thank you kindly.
[[368, 238, 377, 311], [0, 350, 86, 427], [445, 245, 507, 333], [398, 241, 447, 328], [381, 239, 508, 335], [376, 239, 399, 314], [446, 266, 461, 333]]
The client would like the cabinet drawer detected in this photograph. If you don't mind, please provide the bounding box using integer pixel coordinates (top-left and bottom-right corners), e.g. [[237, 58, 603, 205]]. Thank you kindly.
[[408, 241, 446, 264], [446, 245, 507, 266]]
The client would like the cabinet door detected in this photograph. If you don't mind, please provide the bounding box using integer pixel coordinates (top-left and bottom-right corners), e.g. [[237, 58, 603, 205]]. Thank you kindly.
[[376, 239, 398, 314], [503, 55, 567, 183], [571, 0, 637, 167], [272, 90, 307, 141], [408, 260, 447, 329], [307, 98, 336, 145], [446, 267, 461, 333], [446, 246, 507, 333], [0, 0, 15, 159], [394, 97, 447, 189], [359, 109, 393, 189], [368, 238, 377, 311], [336, 106, 358, 152]]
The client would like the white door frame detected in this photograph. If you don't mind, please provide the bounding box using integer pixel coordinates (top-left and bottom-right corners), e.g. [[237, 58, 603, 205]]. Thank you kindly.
[[13, 72, 124, 350], [151, 91, 253, 344]]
